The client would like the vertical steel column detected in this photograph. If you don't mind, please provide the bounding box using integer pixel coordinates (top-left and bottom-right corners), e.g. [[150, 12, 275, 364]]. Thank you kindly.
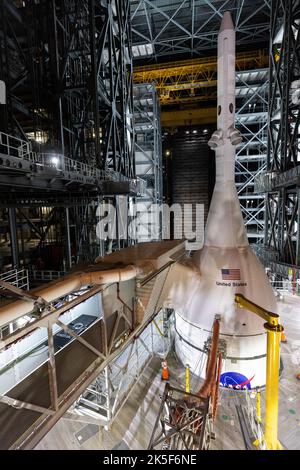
[[133, 84, 163, 242], [235, 294, 283, 451], [278, 188, 285, 258], [256, 389, 262, 424], [51, 0, 64, 155], [89, 0, 101, 168], [0, 0, 9, 132], [264, 322, 282, 450], [64, 207, 72, 269], [8, 208, 19, 268], [296, 187, 300, 266], [47, 322, 59, 411], [263, 0, 300, 269], [235, 67, 269, 244], [104, 366, 111, 426]]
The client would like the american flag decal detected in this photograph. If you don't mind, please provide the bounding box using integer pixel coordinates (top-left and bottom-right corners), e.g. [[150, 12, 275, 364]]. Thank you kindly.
[[221, 268, 241, 280]]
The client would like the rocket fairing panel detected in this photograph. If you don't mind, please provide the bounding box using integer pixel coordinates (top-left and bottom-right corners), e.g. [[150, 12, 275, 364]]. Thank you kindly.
[[204, 183, 249, 247], [175, 311, 267, 371], [160, 244, 276, 336], [161, 247, 273, 386]]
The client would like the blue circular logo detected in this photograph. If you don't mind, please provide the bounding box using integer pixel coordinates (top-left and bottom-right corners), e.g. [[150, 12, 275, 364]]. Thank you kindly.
[[220, 372, 254, 390]]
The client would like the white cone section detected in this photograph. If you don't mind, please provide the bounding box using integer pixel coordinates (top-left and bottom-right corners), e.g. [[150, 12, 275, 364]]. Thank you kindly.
[[161, 12, 277, 388]]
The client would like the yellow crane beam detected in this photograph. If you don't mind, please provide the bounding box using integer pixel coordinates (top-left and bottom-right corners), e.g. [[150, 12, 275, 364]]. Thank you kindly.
[[133, 50, 268, 106], [160, 89, 217, 106], [235, 294, 283, 451], [161, 107, 216, 127]]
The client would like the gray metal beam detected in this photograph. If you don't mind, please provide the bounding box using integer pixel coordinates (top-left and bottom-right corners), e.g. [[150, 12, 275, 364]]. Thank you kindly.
[[64, 207, 72, 270], [8, 207, 19, 268], [130, 0, 270, 61]]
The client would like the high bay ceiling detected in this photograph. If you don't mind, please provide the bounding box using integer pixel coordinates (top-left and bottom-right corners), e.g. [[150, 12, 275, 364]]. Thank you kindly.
[[130, 0, 271, 62]]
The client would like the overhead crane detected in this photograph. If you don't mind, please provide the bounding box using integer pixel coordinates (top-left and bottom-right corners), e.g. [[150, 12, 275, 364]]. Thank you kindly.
[[133, 50, 269, 106]]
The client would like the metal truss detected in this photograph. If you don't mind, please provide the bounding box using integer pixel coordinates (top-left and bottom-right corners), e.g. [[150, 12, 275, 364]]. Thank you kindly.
[[0, 193, 105, 268], [0, 0, 137, 264], [257, 0, 300, 270], [133, 84, 163, 241], [235, 68, 269, 244], [132, 61, 270, 246], [133, 51, 269, 106], [254, 242, 300, 280], [72, 310, 171, 427], [72, 201, 103, 263], [51, 0, 135, 176], [148, 383, 212, 450], [0, 132, 139, 194], [267, 0, 300, 173], [148, 317, 222, 451], [0, 281, 170, 449], [0, 0, 135, 176], [0, 268, 29, 293], [130, 0, 271, 62]]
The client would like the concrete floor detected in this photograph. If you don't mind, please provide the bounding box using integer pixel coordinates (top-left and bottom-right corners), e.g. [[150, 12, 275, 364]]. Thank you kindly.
[[276, 294, 300, 450], [35, 356, 165, 450], [35, 293, 300, 450]]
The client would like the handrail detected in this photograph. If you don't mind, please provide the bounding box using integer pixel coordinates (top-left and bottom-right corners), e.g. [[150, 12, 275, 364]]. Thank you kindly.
[[0, 131, 146, 194], [0, 131, 31, 158], [0, 268, 29, 291]]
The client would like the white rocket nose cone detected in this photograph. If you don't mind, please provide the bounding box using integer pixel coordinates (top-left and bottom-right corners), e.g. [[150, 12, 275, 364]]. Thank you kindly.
[[220, 11, 234, 32]]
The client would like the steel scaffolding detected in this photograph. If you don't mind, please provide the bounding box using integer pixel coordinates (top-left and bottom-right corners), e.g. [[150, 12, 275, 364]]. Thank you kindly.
[[72, 310, 171, 428], [235, 68, 269, 244], [130, 0, 270, 62], [0, 0, 135, 175], [0, 0, 136, 265], [133, 83, 163, 241], [254, 0, 300, 280]]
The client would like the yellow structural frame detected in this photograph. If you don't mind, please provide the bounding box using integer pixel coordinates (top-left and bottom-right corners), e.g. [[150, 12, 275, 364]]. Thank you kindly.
[[133, 50, 269, 106], [161, 107, 217, 127], [256, 389, 262, 424], [235, 294, 283, 451], [185, 364, 190, 394]]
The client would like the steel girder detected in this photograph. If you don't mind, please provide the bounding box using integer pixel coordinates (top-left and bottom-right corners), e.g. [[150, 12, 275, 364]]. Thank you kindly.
[[0, 0, 43, 138], [47, 0, 135, 255], [133, 83, 163, 241], [132, 51, 269, 106], [263, 0, 300, 268], [0, 0, 136, 264], [235, 68, 269, 244], [130, 0, 271, 62], [48, 0, 135, 177], [267, 0, 300, 173], [0, 0, 135, 176], [148, 384, 212, 450], [73, 310, 170, 429]]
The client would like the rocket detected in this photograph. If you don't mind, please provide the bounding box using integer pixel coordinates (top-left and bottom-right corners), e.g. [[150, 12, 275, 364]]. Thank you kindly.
[[160, 12, 277, 388], [208, 12, 242, 171]]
